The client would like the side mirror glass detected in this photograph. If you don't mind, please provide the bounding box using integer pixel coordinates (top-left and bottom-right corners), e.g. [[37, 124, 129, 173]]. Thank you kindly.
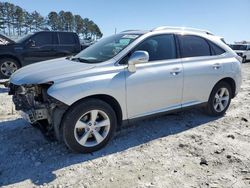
[[128, 51, 149, 72]]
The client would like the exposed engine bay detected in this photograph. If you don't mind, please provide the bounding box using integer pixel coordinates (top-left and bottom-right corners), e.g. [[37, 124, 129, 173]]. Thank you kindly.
[[8, 82, 68, 140]]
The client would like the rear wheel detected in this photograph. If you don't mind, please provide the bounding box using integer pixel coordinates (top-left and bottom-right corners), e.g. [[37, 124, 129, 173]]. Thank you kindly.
[[62, 99, 117, 153], [205, 81, 232, 116], [0, 58, 20, 79]]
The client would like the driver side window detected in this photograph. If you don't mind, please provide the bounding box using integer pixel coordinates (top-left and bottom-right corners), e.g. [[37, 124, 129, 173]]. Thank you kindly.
[[120, 34, 176, 64], [30, 33, 53, 47]]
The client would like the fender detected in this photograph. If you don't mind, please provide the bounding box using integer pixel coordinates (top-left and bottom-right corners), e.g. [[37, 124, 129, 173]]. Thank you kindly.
[[47, 66, 128, 120]]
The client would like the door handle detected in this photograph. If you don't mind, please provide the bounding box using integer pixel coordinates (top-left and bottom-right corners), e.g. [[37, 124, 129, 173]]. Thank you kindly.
[[213, 63, 221, 70], [170, 68, 182, 76]]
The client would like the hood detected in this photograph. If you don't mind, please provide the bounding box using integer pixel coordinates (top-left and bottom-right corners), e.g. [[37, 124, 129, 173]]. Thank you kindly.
[[0, 34, 15, 45], [10, 58, 95, 85]]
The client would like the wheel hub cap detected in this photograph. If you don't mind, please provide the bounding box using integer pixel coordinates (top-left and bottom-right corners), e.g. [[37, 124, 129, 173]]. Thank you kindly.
[[0, 61, 18, 76], [213, 87, 230, 112], [74, 110, 111, 147]]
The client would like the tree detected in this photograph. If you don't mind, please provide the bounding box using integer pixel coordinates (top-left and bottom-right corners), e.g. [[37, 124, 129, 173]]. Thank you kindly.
[[23, 11, 33, 33], [74, 15, 84, 35], [0, 2, 6, 33], [14, 6, 24, 35], [63, 11, 74, 31], [58, 11, 65, 31], [0, 2, 102, 41], [31, 11, 45, 31], [47, 11, 59, 31], [4, 2, 14, 35]]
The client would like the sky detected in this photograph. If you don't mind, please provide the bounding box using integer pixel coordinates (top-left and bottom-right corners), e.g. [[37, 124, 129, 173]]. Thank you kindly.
[[5, 0, 250, 43]]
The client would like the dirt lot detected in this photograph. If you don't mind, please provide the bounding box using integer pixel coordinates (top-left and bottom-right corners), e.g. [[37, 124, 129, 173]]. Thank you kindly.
[[0, 64, 250, 188]]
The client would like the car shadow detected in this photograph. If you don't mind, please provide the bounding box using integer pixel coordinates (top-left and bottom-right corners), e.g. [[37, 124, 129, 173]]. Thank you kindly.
[[0, 108, 220, 186]]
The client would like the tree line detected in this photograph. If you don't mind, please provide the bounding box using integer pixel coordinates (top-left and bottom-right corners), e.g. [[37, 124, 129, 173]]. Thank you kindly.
[[0, 2, 103, 40]]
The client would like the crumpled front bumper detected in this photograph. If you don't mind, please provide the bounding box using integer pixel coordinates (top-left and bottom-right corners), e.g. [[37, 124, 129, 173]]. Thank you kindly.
[[20, 108, 49, 124]]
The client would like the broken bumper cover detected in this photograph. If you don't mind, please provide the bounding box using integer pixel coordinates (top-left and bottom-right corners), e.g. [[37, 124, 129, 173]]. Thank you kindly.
[[20, 109, 49, 124]]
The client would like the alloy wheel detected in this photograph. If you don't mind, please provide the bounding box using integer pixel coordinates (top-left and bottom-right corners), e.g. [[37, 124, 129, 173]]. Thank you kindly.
[[74, 109, 111, 147], [213, 87, 230, 112], [0, 61, 18, 77]]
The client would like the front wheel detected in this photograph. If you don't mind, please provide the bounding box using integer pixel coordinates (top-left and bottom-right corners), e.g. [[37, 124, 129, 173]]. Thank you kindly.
[[0, 58, 20, 79], [62, 99, 117, 153], [205, 81, 232, 116]]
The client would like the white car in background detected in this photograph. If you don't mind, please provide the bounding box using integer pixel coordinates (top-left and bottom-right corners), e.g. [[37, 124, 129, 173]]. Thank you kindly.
[[8, 26, 242, 153], [230, 44, 250, 63]]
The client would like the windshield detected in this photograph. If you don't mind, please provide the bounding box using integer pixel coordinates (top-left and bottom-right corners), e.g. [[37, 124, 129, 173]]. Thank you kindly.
[[72, 33, 141, 63], [16, 34, 32, 43], [230, 45, 247, 51]]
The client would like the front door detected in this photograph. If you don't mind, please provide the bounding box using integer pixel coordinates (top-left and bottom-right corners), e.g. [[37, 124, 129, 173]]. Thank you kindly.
[[22, 32, 56, 65], [125, 34, 183, 119]]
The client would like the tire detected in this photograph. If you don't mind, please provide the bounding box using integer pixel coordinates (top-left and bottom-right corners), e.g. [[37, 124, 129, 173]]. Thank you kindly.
[[62, 99, 117, 153], [205, 81, 232, 117], [0, 58, 20, 79], [242, 56, 246, 63]]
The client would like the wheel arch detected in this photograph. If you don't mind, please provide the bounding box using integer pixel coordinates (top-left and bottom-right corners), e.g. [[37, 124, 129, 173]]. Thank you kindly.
[[67, 94, 123, 128], [214, 77, 236, 98], [0, 54, 22, 67]]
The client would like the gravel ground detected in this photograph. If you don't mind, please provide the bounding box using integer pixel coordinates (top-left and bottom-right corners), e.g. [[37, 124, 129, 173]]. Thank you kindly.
[[0, 64, 249, 188]]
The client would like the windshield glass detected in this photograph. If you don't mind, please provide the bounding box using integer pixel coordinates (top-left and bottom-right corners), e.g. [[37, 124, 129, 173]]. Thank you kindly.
[[230, 45, 247, 50], [16, 34, 32, 43], [73, 33, 141, 63]]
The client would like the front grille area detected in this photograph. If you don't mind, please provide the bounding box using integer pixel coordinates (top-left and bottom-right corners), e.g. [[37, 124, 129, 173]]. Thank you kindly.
[[9, 83, 44, 111]]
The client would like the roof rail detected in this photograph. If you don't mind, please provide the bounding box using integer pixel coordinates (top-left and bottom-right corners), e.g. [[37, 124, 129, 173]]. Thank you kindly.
[[120, 30, 141, 33], [152, 26, 214, 35]]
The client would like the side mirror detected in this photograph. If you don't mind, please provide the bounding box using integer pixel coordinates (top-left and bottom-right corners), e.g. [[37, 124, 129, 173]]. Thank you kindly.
[[128, 51, 149, 72], [27, 39, 36, 47]]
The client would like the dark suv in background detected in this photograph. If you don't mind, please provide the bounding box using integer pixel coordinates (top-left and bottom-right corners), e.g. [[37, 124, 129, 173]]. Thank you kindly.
[[0, 31, 83, 78]]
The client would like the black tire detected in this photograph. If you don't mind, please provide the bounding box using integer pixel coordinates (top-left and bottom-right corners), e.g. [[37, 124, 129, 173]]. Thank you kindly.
[[242, 56, 246, 63], [205, 81, 232, 117], [62, 99, 117, 153], [242, 56, 247, 63], [0, 58, 20, 79]]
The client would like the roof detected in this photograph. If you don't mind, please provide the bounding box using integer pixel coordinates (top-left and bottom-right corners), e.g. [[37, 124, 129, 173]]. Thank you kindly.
[[120, 26, 214, 36]]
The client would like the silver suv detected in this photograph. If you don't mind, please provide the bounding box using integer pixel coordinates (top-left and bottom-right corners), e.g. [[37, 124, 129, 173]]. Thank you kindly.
[[8, 26, 242, 153]]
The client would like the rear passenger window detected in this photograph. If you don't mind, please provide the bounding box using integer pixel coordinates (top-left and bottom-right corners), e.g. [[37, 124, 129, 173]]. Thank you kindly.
[[209, 41, 225, 55], [133, 34, 176, 61], [179, 35, 210, 58], [59, 33, 76, 45]]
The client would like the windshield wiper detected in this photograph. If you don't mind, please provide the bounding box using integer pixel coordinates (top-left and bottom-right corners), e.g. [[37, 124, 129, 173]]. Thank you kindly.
[[70, 57, 101, 64], [70, 57, 92, 63]]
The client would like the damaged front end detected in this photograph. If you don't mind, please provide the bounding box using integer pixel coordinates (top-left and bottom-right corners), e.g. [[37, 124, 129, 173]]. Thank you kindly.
[[8, 82, 68, 140]]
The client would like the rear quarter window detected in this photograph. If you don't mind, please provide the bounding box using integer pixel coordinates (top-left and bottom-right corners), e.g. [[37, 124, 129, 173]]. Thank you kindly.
[[208, 41, 226, 55]]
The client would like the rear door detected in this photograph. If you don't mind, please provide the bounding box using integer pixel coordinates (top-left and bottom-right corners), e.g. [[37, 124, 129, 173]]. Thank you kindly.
[[22, 32, 56, 65], [54, 32, 80, 58], [177, 35, 225, 106]]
